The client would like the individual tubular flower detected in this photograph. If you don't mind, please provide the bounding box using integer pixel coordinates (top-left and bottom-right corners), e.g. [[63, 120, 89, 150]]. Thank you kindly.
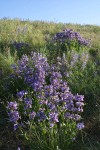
[[75, 102, 84, 107], [7, 102, 18, 110], [17, 90, 28, 100], [14, 123, 19, 130], [76, 122, 84, 130], [74, 94, 84, 102], [29, 111, 36, 120], [24, 98, 32, 110], [49, 112, 59, 124]]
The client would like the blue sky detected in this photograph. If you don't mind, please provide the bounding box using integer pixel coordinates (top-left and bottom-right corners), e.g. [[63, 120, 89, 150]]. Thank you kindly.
[[0, 0, 100, 25]]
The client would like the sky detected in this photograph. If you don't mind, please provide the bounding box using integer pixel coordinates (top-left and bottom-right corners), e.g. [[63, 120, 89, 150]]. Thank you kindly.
[[0, 0, 100, 25]]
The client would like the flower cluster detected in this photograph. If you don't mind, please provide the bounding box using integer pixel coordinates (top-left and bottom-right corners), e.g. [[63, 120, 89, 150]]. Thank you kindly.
[[7, 52, 84, 130], [7, 102, 20, 130], [53, 29, 90, 46], [12, 41, 30, 52]]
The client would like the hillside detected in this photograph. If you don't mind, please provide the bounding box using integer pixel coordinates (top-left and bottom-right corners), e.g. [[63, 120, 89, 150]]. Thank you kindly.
[[0, 19, 100, 49], [0, 19, 100, 150]]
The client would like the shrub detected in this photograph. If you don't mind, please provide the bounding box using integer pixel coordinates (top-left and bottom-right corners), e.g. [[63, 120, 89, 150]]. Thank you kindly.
[[6, 52, 85, 149], [45, 29, 90, 65]]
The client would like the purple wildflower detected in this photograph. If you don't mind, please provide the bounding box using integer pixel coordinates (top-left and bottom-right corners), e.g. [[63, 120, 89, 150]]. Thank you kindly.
[[24, 98, 32, 110], [37, 110, 47, 121], [74, 94, 84, 101], [74, 114, 81, 121], [8, 111, 20, 122], [53, 29, 90, 46], [17, 90, 28, 99], [9, 51, 85, 131], [76, 102, 84, 107], [49, 112, 59, 123], [29, 111, 36, 120], [17, 147, 21, 150], [76, 122, 84, 130], [7, 102, 18, 110], [14, 123, 19, 130]]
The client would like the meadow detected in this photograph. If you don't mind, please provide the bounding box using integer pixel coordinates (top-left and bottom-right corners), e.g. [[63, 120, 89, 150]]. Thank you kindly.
[[0, 18, 100, 150]]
